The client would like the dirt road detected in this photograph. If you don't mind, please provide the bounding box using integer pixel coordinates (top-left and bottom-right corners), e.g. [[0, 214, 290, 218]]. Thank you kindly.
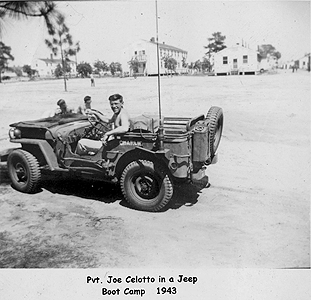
[[0, 70, 309, 268]]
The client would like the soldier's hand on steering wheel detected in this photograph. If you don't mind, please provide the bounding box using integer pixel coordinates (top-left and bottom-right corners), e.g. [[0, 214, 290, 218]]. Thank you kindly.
[[88, 113, 99, 123]]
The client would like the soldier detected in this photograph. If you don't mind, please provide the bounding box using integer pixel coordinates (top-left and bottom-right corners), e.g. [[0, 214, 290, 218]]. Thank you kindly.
[[90, 73, 95, 86], [42, 99, 74, 117], [77, 95, 92, 115], [55, 99, 74, 115], [76, 94, 130, 155]]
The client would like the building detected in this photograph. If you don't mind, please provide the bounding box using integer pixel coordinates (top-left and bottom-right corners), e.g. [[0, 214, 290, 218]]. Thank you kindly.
[[258, 54, 278, 72], [121, 38, 188, 76], [298, 53, 310, 70], [31, 54, 77, 77], [213, 44, 260, 75]]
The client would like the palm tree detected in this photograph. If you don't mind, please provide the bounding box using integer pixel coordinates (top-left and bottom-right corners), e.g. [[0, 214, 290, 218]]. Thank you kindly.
[[45, 14, 78, 91], [0, 1, 61, 37]]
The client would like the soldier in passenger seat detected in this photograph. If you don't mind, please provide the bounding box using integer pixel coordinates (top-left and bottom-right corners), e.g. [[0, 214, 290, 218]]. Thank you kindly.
[[76, 94, 130, 155]]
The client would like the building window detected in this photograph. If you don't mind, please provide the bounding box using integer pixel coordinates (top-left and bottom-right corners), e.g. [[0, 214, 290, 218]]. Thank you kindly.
[[134, 51, 137, 55], [223, 56, 228, 64], [243, 55, 248, 64], [142, 50, 145, 55]]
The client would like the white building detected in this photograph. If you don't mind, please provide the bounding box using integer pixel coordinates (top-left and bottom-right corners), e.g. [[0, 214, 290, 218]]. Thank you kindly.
[[213, 44, 260, 75], [258, 54, 278, 72], [31, 55, 77, 77], [298, 53, 310, 70], [121, 38, 188, 76]]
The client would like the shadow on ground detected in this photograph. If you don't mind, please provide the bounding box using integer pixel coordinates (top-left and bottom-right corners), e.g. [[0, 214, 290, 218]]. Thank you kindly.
[[43, 177, 123, 204], [168, 183, 202, 210], [1, 162, 203, 211]]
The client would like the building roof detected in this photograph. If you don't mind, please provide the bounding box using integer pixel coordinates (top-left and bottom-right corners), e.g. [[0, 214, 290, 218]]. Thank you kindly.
[[218, 45, 258, 53], [39, 58, 75, 64], [144, 39, 187, 53], [299, 53, 310, 59]]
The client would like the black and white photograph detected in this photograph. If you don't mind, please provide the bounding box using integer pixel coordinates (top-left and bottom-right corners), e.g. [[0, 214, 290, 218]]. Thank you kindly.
[[0, 0, 310, 299]]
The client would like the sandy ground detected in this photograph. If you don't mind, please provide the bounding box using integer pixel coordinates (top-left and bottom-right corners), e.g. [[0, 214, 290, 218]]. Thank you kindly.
[[0, 70, 309, 268]]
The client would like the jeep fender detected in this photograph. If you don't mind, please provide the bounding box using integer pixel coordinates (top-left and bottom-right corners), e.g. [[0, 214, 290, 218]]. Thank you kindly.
[[115, 146, 171, 178], [10, 139, 59, 170]]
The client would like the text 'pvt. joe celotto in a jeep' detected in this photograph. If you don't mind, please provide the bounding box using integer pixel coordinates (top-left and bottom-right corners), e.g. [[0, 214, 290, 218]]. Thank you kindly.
[[75, 93, 130, 155]]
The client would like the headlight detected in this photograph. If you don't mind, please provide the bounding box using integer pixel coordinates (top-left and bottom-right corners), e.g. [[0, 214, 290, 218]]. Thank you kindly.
[[9, 128, 21, 139]]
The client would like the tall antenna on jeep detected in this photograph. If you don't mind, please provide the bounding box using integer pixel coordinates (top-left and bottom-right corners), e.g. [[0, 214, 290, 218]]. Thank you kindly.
[[155, 0, 164, 150]]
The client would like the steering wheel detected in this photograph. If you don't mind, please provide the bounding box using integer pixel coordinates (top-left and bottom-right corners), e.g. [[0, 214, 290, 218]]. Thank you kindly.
[[86, 109, 111, 139]]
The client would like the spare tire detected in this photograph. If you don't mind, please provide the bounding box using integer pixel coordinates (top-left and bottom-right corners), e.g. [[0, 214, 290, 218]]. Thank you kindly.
[[205, 106, 224, 158]]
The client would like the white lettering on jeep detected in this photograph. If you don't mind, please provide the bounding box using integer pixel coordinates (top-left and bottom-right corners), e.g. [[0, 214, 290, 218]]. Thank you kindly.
[[119, 141, 142, 146]]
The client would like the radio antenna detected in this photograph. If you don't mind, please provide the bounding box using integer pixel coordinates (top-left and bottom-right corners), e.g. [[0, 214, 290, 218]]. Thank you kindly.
[[155, 0, 164, 150]]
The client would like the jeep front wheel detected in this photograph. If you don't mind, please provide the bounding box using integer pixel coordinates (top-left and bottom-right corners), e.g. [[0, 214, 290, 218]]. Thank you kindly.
[[120, 160, 173, 212], [7, 149, 41, 193]]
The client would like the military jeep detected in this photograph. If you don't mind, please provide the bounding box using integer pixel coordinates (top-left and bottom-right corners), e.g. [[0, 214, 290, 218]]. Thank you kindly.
[[6, 106, 223, 212]]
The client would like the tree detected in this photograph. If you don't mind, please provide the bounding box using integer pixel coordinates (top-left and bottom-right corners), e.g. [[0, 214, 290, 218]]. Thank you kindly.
[[45, 14, 79, 91], [109, 62, 122, 76], [76, 62, 92, 78], [204, 32, 226, 72], [201, 57, 211, 72], [0, 1, 62, 37], [22, 64, 37, 78], [0, 41, 14, 83], [93, 60, 109, 75], [128, 57, 139, 76], [194, 60, 202, 72], [12, 66, 23, 78], [258, 44, 281, 60], [162, 56, 177, 76], [54, 62, 71, 78], [204, 32, 227, 54]]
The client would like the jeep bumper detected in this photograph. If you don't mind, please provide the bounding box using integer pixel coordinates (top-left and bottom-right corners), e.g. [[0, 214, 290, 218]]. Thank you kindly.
[[191, 168, 209, 189]]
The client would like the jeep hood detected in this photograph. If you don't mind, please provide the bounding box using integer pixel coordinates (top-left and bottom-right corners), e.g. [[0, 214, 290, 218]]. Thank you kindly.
[[10, 114, 88, 129]]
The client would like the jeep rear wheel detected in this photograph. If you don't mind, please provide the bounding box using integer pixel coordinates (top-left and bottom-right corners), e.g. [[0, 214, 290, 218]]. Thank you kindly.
[[120, 160, 173, 212], [205, 106, 223, 158], [7, 149, 41, 193]]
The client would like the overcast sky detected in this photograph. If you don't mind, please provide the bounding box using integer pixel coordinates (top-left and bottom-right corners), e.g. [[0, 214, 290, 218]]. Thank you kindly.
[[2, 1, 310, 66]]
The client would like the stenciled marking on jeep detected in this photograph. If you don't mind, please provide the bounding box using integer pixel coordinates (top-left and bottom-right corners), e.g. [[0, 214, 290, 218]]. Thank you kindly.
[[119, 141, 142, 147]]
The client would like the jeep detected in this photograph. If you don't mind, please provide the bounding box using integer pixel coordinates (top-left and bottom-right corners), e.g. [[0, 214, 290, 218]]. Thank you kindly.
[[5, 106, 223, 212]]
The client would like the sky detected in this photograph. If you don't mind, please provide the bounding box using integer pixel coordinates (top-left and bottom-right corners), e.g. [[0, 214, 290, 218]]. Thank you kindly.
[[1, 0, 310, 67]]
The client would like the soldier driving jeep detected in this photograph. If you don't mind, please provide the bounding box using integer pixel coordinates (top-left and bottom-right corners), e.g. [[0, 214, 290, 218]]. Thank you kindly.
[[76, 93, 130, 155]]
